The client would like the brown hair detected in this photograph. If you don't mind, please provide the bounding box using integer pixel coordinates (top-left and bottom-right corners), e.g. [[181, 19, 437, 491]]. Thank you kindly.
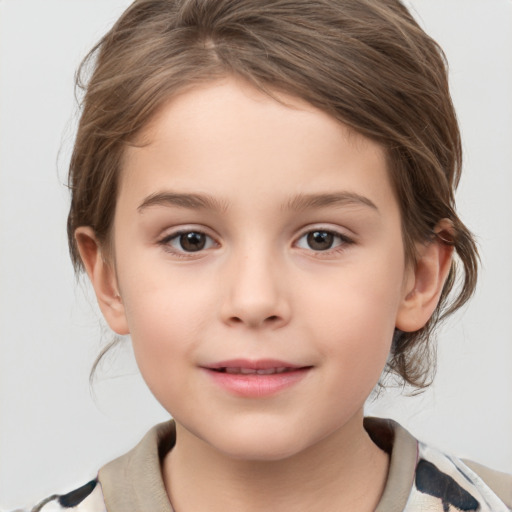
[[68, 0, 478, 388]]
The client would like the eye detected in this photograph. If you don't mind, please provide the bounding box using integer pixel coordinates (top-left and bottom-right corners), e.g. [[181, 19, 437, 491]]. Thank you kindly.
[[161, 230, 216, 253], [295, 229, 352, 251]]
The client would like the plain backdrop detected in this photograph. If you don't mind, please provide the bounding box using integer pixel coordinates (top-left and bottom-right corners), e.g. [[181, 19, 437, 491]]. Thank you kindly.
[[1, 0, 511, 509]]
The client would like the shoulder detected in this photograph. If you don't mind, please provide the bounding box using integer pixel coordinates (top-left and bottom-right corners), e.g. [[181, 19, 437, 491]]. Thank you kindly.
[[9, 421, 175, 512], [411, 440, 512, 511], [461, 459, 512, 510], [17, 479, 106, 512], [365, 417, 512, 512]]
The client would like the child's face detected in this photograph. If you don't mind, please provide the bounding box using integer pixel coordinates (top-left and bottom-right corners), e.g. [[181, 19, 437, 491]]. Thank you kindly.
[[106, 77, 416, 459]]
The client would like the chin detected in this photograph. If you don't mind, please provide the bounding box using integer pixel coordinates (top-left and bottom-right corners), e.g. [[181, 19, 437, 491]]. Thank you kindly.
[[216, 435, 308, 462], [197, 418, 325, 463]]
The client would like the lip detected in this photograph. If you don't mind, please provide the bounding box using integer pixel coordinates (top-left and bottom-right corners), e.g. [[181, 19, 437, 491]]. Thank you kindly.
[[201, 359, 312, 398]]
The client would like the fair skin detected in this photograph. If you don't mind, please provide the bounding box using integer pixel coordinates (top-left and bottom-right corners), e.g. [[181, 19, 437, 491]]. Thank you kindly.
[[76, 77, 452, 512]]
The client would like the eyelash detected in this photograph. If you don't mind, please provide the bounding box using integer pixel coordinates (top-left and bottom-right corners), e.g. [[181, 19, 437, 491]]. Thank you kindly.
[[295, 228, 354, 256], [158, 229, 218, 258], [157, 227, 354, 258]]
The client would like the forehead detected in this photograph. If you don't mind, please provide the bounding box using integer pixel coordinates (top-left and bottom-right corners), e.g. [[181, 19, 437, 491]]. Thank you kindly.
[[119, 77, 395, 215]]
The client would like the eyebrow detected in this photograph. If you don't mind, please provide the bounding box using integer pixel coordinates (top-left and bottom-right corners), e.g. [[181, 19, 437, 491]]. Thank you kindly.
[[137, 192, 229, 213], [284, 192, 379, 213], [137, 190, 378, 214]]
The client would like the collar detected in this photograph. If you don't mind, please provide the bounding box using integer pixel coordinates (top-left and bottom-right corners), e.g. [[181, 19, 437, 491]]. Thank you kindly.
[[98, 417, 419, 512]]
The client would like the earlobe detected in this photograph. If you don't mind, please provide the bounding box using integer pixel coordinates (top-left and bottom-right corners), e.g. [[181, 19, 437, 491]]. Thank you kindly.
[[396, 221, 454, 332], [75, 227, 129, 335]]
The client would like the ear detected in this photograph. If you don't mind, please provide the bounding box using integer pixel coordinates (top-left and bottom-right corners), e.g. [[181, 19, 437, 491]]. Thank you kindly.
[[75, 227, 129, 335], [396, 220, 454, 332]]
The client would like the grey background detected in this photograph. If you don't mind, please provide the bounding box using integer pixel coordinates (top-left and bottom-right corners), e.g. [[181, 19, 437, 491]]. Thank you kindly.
[[1, 0, 511, 508]]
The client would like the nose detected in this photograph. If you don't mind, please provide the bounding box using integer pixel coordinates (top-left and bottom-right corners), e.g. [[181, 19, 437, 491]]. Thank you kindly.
[[220, 248, 291, 330]]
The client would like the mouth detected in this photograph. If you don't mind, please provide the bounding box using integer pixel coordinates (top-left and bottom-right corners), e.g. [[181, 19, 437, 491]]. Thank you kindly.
[[202, 359, 312, 397], [211, 367, 303, 375], [204, 359, 310, 374]]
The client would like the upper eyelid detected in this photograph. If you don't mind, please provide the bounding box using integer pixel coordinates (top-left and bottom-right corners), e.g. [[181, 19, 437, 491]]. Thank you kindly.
[[156, 224, 355, 245], [294, 224, 354, 240], [159, 225, 217, 241]]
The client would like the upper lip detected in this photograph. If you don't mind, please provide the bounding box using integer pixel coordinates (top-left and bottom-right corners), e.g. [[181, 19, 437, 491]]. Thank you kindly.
[[204, 359, 307, 371]]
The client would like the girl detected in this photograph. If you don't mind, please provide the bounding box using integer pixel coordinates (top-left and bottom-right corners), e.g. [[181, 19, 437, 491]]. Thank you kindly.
[[5, 0, 511, 511]]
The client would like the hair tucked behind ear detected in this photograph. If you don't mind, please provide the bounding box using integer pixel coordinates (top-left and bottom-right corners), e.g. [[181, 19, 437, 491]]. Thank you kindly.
[[68, 0, 478, 388]]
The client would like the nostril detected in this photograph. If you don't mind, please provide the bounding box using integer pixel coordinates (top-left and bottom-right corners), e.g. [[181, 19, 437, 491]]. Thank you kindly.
[[228, 314, 281, 326]]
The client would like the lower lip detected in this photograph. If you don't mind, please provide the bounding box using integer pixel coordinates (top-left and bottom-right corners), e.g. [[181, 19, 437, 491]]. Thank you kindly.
[[203, 368, 311, 397]]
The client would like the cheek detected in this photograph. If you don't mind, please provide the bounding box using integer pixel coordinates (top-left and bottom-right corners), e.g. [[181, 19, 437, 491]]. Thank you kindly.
[[304, 253, 405, 335], [122, 288, 207, 414], [118, 264, 211, 376], [299, 251, 405, 378]]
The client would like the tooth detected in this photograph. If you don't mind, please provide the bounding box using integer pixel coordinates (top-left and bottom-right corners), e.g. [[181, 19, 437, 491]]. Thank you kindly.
[[221, 366, 298, 375], [256, 368, 275, 375]]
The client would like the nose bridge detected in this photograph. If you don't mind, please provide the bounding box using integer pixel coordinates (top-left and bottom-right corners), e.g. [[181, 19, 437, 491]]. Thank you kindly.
[[221, 237, 290, 328]]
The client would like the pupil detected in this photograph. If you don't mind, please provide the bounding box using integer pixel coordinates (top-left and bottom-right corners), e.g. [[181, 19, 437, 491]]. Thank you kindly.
[[307, 231, 333, 251], [180, 232, 206, 252]]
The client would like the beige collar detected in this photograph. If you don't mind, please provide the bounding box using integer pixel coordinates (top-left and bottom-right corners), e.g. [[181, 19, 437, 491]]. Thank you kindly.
[[99, 417, 419, 512]]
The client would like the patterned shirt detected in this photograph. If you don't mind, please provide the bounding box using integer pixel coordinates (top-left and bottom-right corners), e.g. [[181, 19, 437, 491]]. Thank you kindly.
[[11, 418, 512, 512]]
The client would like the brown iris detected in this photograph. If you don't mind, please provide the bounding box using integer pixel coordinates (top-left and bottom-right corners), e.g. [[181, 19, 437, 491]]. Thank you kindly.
[[307, 231, 334, 251], [180, 232, 206, 252]]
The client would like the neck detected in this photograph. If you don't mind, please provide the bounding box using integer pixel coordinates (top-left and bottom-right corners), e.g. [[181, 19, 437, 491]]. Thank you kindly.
[[162, 412, 389, 512]]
